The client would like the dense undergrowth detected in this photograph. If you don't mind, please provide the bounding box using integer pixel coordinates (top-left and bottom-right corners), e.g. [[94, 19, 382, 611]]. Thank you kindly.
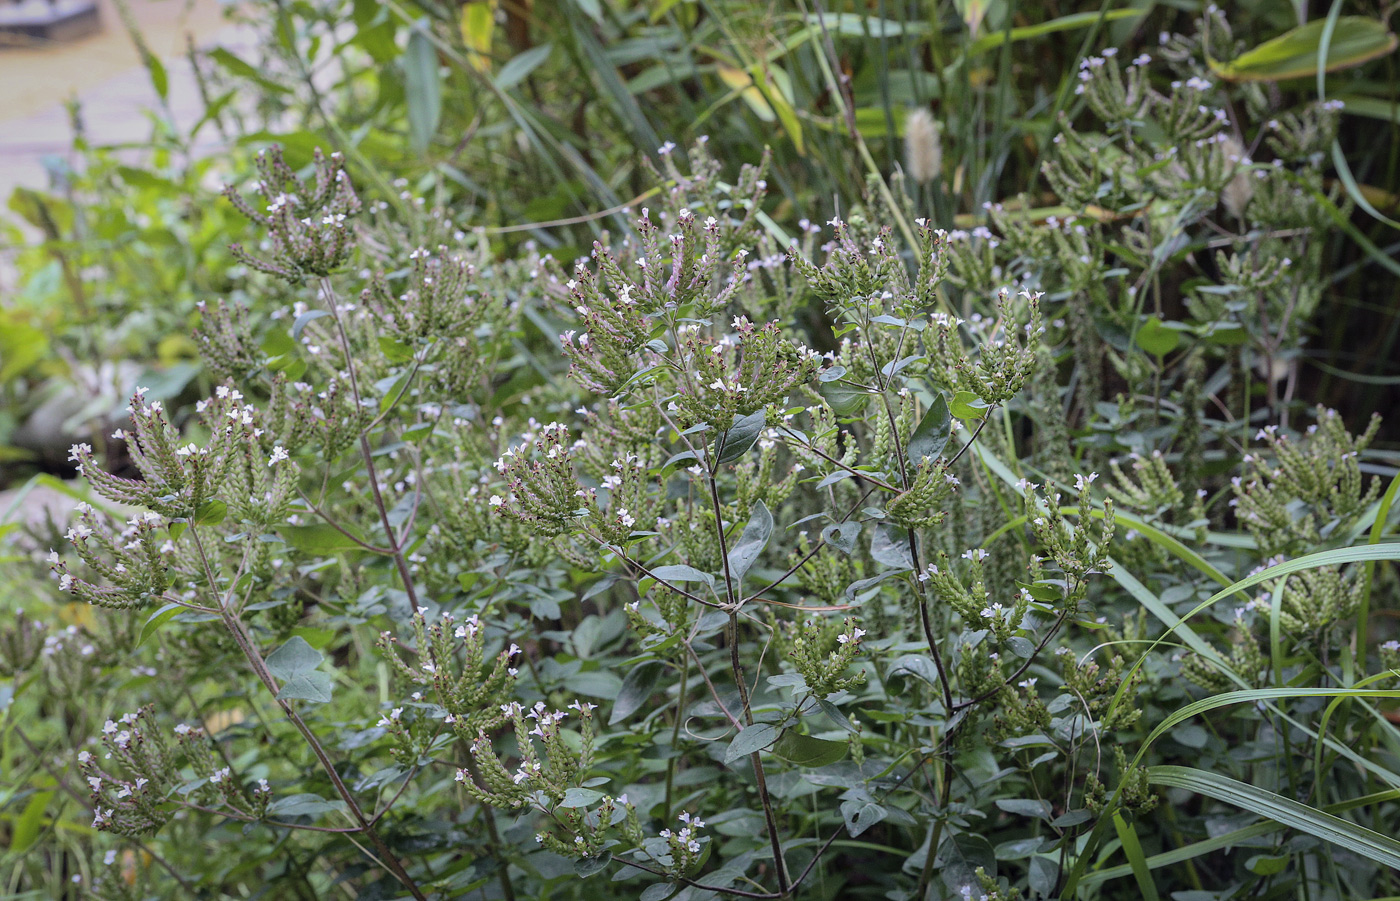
[[2, 2, 1400, 900]]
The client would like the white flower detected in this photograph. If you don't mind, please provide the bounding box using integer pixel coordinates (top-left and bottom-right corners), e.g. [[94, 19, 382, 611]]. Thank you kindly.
[[268, 446, 290, 466], [209, 767, 230, 784], [68, 443, 92, 463]]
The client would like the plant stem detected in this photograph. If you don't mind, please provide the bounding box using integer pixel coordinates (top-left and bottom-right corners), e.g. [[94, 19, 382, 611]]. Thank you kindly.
[[706, 445, 789, 894], [664, 653, 690, 821], [189, 528, 428, 900]]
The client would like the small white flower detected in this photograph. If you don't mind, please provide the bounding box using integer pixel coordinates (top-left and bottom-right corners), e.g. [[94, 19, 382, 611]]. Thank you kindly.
[[268, 446, 290, 466]]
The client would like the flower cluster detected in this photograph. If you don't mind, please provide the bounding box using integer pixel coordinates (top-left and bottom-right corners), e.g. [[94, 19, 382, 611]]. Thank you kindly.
[[649, 810, 710, 877], [455, 699, 597, 810], [78, 708, 177, 836], [533, 793, 646, 861], [669, 317, 823, 430], [224, 146, 361, 281], [376, 607, 521, 747], [490, 422, 594, 536]]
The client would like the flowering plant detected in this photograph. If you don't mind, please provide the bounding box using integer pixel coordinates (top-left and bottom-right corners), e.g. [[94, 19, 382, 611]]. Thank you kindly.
[[6, 13, 1400, 899]]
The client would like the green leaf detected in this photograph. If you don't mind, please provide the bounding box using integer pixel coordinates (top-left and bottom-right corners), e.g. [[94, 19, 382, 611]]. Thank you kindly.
[[610, 661, 663, 725], [404, 21, 442, 154], [1113, 813, 1161, 901], [194, 500, 228, 526], [887, 654, 940, 687], [1148, 766, 1400, 869], [281, 523, 367, 553], [497, 43, 553, 90], [996, 799, 1052, 820], [936, 833, 997, 898], [378, 336, 414, 363], [967, 8, 1144, 55], [1246, 854, 1291, 875], [11, 790, 54, 853], [726, 501, 773, 586], [906, 394, 951, 466], [136, 603, 184, 649], [870, 523, 913, 570], [640, 883, 677, 901], [292, 309, 331, 340], [208, 47, 290, 94], [714, 410, 766, 466], [559, 788, 605, 808], [949, 390, 990, 420], [840, 799, 888, 837], [1209, 16, 1397, 83], [724, 723, 778, 763], [575, 851, 612, 877], [266, 793, 346, 819], [816, 698, 858, 734], [266, 636, 323, 680], [1136, 316, 1182, 357], [821, 521, 862, 555], [647, 564, 714, 588], [277, 670, 334, 703], [261, 326, 295, 356], [772, 731, 847, 767]]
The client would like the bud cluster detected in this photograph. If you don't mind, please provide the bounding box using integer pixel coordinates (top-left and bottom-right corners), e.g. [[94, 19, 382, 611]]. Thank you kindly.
[[1231, 409, 1381, 557], [1019, 475, 1115, 590], [928, 289, 1042, 405], [534, 793, 646, 861], [784, 617, 868, 697]]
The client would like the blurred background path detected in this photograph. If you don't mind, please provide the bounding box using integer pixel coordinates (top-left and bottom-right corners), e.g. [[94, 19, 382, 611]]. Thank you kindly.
[[0, 0, 246, 200]]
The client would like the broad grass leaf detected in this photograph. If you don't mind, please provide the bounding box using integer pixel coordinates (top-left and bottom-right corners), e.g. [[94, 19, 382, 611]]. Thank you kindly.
[[1148, 766, 1400, 870], [1209, 16, 1397, 82]]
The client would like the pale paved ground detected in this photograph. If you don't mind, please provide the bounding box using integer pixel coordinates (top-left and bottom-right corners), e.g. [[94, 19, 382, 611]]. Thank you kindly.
[[0, 0, 251, 202]]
